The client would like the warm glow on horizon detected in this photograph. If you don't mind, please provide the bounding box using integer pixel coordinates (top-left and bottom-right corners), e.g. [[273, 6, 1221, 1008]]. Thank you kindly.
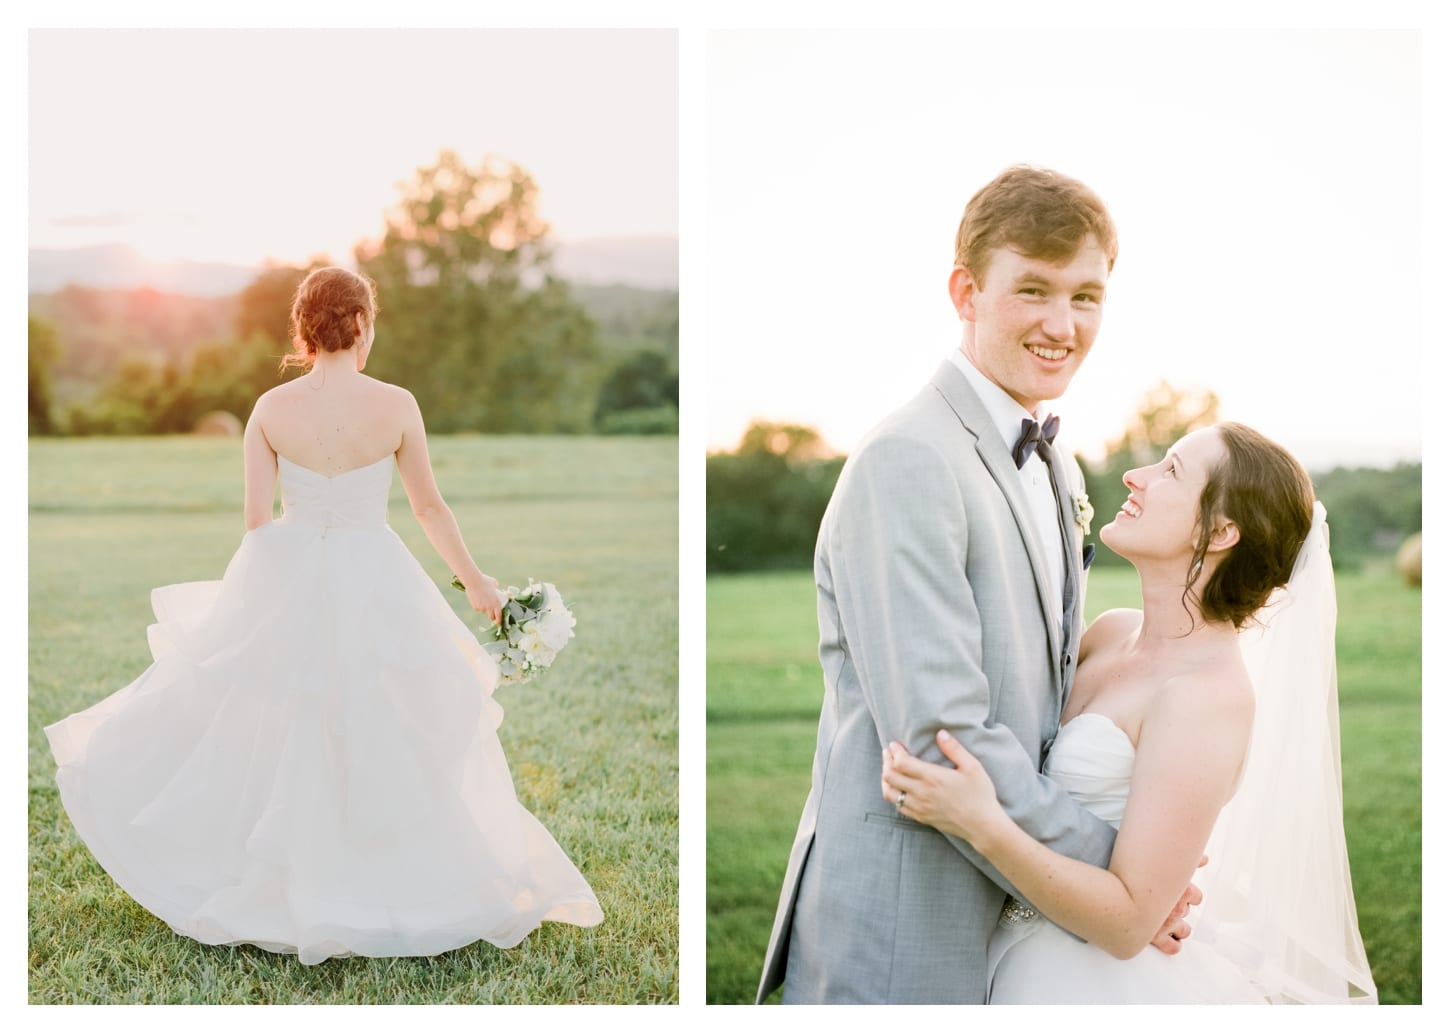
[[29, 29, 678, 270]]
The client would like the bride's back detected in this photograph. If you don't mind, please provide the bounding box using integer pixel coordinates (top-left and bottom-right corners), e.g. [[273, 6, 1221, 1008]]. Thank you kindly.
[[257, 372, 408, 476], [254, 266, 411, 475]]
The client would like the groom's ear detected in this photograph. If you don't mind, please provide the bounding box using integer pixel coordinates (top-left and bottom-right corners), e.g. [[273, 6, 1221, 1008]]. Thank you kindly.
[[949, 266, 978, 322]]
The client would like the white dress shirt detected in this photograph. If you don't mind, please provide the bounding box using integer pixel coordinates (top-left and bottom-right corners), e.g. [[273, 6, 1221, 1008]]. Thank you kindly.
[[946, 349, 1066, 616]]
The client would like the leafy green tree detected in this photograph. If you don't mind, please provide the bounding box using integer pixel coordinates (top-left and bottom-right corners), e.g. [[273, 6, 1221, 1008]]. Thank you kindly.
[[355, 150, 600, 432], [71, 329, 295, 436], [29, 317, 60, 434], [594, 349, 677, 429], [235, 261, 329, 347], [186, 336, 298, 418], [1310, 463, 1421, 567], [706, 422, 844, 572], [737, 422, 833, 463]]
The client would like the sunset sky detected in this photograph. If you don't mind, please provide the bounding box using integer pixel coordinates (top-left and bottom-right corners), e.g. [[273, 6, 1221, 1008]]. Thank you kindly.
[[707, 28, 1425, 470], [29, 29, 678, 268]]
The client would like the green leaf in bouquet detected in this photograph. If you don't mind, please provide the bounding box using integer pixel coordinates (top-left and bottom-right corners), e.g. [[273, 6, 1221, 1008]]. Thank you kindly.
[[450, 575, 465, 591]]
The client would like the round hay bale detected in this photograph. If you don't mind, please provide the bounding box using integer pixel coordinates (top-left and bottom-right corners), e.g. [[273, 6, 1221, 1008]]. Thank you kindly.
[[194, 410, 242, 437], [1396, 532, 1421, 587]]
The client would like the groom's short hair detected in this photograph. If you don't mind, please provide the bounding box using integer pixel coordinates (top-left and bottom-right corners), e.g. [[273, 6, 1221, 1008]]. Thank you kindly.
[[954, 166, 1118, 282]]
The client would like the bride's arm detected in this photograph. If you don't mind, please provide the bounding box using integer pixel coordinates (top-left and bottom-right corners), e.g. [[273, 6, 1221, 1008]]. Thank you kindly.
[[884, 675, 1251, 959], [242, 399, 278, 530], [394, 389, 503, 623]]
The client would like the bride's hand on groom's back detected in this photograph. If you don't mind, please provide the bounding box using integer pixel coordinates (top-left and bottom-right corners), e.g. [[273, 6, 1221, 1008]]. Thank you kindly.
[[880, 731, 1009, 846]]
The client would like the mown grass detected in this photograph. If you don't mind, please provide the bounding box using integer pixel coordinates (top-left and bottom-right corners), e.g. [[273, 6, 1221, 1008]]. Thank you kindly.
[[706, 565, 1421, 1005], [29, 435, 678, 1004]]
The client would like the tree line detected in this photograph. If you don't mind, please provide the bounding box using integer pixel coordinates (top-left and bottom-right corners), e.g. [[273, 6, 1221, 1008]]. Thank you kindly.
[[28, 150, 677, 438], [707, 385, 1421, 575]]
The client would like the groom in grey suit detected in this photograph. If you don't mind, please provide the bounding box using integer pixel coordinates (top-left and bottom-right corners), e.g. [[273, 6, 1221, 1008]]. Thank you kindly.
[[758, 167, 1187, 1004]]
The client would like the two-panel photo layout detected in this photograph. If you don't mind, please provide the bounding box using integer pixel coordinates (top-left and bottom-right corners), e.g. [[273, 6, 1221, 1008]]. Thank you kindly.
[[28, 26, 1421, 1007]]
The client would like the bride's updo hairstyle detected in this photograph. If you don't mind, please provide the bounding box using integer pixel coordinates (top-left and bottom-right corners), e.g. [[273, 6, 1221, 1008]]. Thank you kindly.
[[282, 267, 379, 370], [1187, 422, 1315, 629]]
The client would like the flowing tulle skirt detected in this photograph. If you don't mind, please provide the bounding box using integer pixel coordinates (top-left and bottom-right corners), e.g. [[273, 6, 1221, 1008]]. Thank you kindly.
[[45, 519, 602, 964], [987, 913, 1266, 1004]]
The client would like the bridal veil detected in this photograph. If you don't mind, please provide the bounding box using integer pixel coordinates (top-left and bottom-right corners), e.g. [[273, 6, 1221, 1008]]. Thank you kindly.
[[1195, 501, 1378, 1003]]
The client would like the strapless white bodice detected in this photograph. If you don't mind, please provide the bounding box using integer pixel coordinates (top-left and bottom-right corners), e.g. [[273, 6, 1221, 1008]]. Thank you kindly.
[[1042, 712, 1135, 828], [987, 714, 1265, 1003], [277, 455, 394, 530]]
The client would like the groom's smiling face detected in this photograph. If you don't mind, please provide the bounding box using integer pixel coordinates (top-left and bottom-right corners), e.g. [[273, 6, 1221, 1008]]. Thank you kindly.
[[952, 239, 1109, 413]]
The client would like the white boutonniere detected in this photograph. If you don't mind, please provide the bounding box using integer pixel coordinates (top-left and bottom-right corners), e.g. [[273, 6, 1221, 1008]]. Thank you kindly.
[[1073, 489, 1094, 536]]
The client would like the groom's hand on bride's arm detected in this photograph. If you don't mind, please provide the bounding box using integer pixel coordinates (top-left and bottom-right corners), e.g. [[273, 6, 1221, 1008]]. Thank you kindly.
[[1149, 856, 1207, 955]]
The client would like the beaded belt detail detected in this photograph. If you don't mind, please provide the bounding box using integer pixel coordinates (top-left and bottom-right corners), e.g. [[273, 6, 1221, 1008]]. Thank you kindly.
[[1001, 898, 1040, 924]]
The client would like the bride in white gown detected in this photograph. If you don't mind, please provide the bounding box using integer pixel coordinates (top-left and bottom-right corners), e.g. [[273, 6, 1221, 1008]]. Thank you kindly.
[[45, 267, 603, 964], [882, 422, 1376, 1004]]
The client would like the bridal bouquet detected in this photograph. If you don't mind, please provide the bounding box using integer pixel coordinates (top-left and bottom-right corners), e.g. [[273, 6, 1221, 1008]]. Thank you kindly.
[[451, 577, 576, 685]]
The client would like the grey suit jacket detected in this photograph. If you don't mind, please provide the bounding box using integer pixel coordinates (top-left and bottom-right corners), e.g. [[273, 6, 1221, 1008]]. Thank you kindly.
[[756, 363, 1117, 1004]]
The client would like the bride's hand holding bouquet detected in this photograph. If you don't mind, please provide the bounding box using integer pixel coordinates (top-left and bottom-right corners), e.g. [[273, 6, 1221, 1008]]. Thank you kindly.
[[452, 576, 576, 685], [453, 567, 504, 625]]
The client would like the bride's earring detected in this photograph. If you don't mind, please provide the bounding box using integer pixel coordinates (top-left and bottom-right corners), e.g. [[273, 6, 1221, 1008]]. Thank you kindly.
[[1187, 558, 1203, 584]]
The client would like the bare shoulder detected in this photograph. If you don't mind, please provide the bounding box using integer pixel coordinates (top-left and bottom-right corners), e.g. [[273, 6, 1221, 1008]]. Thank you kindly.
[[1153, 655, 1255, 738], [247, 382, 291, 422], [254, 381, 293, 405], [1081, 608, 1141, 662], [363, 376, 418, 411]]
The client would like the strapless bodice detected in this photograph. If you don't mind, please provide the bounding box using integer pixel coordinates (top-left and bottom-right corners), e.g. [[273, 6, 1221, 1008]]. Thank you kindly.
[[277, 455, 394, 530], [988, 712, 1267, 1004], [1043, 713, 1135, 828]]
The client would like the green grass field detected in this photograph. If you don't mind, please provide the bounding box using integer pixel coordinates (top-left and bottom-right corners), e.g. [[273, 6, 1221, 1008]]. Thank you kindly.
[[29, 435, 678, 1004], [707, 565, 1421, 1005]]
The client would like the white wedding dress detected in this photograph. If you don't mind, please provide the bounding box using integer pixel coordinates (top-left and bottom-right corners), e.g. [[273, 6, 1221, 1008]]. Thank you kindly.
[[44, 455, 603, 965], [986, 713, 1266, 1004]]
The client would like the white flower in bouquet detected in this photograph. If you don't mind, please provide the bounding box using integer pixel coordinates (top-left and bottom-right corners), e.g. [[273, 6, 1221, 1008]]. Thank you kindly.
[[517, 626, 557, 667], [534, 582, 577, 651], [451, 576, 575, 685]]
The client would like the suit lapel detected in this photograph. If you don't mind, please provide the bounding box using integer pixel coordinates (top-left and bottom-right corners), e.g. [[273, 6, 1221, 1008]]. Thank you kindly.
[[930, 364, 1064, 669], [1047, 442, 1082, 709], [1049, 443, 1082, 614]]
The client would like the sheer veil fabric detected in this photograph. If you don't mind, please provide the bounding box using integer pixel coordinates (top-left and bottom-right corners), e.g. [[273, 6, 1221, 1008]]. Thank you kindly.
[[1195, 501, 1378, 1003]]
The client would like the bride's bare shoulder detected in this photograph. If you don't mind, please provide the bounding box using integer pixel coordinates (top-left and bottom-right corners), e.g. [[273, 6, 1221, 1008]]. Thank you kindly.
[[248, 382, 292, 419], [1152, 650, 1255, 746], [1081, 608, 1141, 662], [361, 375, 417, 407]]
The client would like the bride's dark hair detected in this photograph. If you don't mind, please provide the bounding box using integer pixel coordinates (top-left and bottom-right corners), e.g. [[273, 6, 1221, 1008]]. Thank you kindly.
[[1186, 422, 1315, 628], [282, 267, 379, 370]]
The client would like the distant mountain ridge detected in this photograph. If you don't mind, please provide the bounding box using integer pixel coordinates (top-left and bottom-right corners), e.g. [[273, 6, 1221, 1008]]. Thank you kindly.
[[29, 236, 679, 295]]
